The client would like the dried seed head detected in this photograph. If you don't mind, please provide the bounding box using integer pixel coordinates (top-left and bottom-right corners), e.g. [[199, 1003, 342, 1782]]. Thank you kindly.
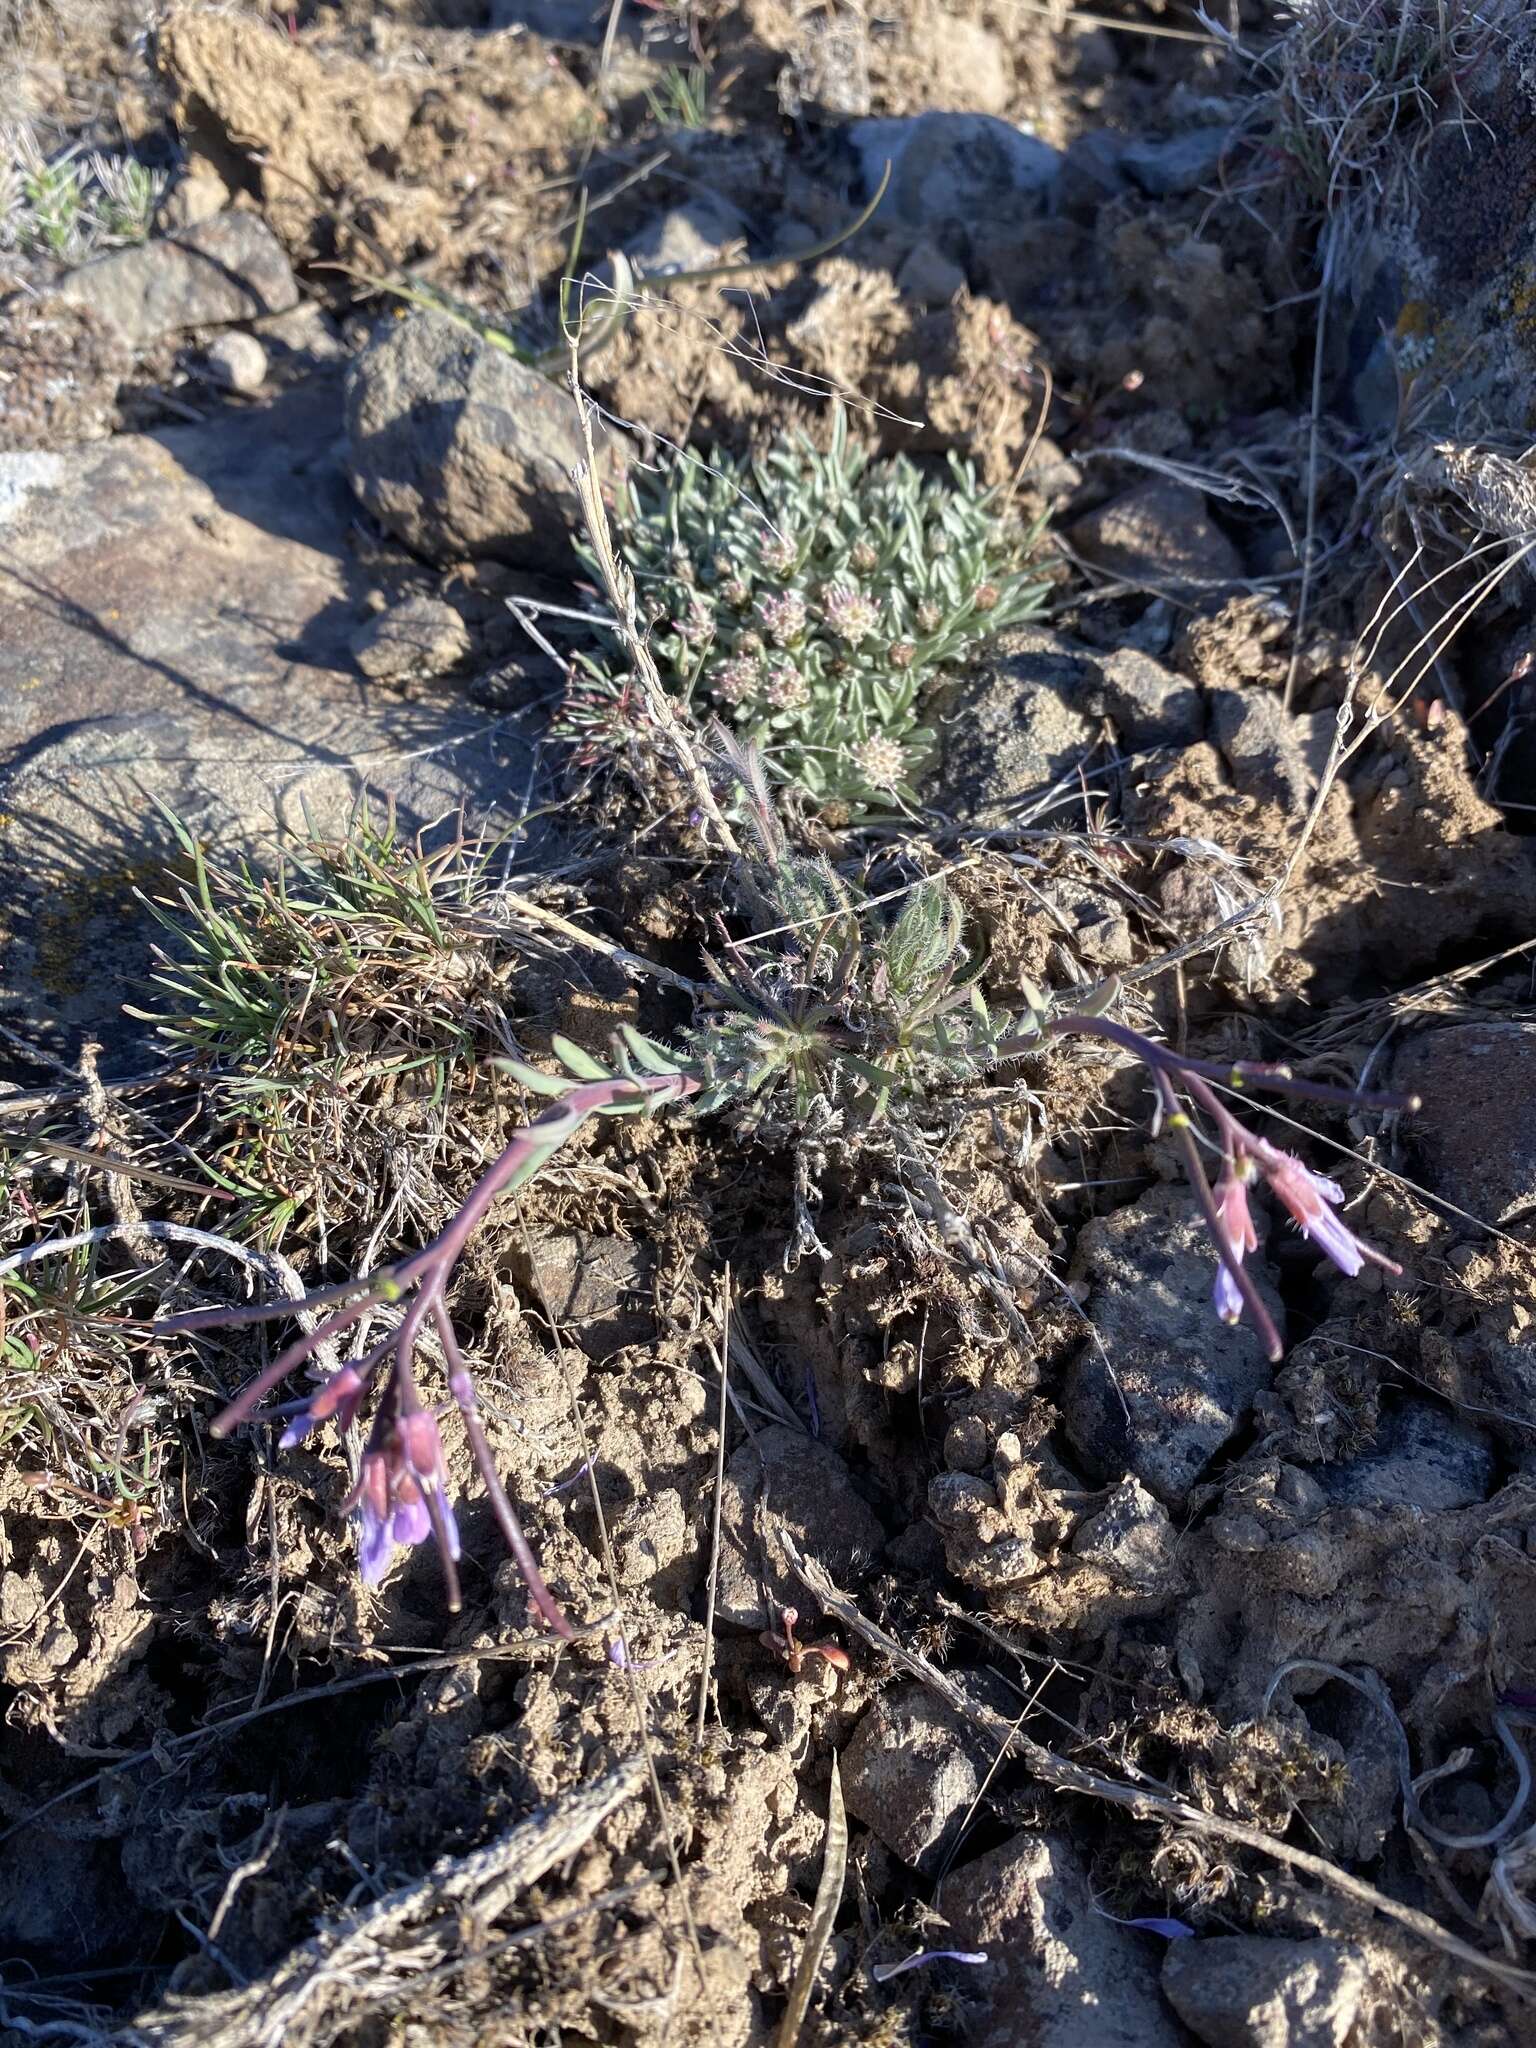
[[973, 582, 1000, 613], [889, 639, 917, 670], [850, 539, 879, 574], [916, 601, 942, 634]]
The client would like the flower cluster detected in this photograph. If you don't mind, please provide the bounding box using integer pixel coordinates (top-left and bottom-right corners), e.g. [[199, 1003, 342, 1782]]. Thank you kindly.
[[565, 410, 1049, 814], [1065, 1014, 1414, 1358], [1209, 1138, 1398, 1332]]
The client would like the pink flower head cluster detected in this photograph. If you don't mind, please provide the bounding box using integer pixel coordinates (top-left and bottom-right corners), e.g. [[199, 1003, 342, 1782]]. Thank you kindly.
[[1209, 1139, 1400, 1331]]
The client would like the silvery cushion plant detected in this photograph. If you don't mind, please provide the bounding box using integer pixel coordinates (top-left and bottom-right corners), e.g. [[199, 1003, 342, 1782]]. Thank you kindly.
[[563, 410, 1050, 815], [0, 129, 165, 264], [160, 775, 1418, 1620]]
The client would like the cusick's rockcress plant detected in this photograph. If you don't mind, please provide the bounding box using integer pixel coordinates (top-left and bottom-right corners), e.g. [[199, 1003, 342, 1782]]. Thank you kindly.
[[161, 802, 1418, 1625]]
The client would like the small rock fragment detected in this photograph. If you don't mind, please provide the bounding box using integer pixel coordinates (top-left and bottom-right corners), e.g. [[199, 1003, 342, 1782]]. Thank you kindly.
[[625, 198, 738, 275], [1044, 876, 1135, 966], [1004, 1474, 1185, 1635], [1070, 1476, 1180, 1585], [1096, 645, 1203, 750], [780, 11, 872, 119], [850, 112, 1060, 257], [933, 625, 1097, 824], [0, 297, 128, 449], [154, 165, 232, 231], [350, 594, 470, 681], [1208, 688, 1334, 811], [1320, 1400, 1494, 1514], [918, 17, 1013, 117], [57, 212, 298, 348], [202, 331, 268, 394], [1070, 479, 1243, 589], [508, 1232, 654, 1354], [254, 301, 345, 369], [1062, 1188, 1281, 1507], [842, 1685, 985, 1869], [714, 1424, 885, 1630], [612, 1486, 690, 1592], [895, 238, 967, 306], [1161, 1935, 1366, 2048], [1173, 594, 1290, 689], [1122, 128, 1233, 198], [345, 311, 628, 572], [942, 1832, 1185, 2048], [1392, 1021, 1536, 1225]]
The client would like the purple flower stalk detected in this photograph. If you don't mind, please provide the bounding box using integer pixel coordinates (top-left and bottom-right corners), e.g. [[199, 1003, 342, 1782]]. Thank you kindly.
[[158, 999, 1417, 1622], [161, 1065, 697, 1627], [1033, 1012, 1418, 1361]]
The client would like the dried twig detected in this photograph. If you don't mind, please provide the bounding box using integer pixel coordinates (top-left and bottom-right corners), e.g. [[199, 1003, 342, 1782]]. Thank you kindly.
[[779, 1534, 1536, 2001], [695, 1267, 731, 1744], [130, 1757, 646, 2048], [565, 344, 742, 859], [775, 1754, 847, 2048]]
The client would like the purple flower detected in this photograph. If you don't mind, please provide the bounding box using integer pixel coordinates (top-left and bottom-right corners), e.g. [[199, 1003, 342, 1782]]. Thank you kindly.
[[1262, 1151, 1399, 1279], [277, 1361, 370, 1447], [347, 1405, 461, 1588], [1210, 1161, 1258, 1325]]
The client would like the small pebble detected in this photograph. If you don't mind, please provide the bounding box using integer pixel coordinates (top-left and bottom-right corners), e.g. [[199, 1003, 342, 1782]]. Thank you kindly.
[[203, 332, 268, 395]]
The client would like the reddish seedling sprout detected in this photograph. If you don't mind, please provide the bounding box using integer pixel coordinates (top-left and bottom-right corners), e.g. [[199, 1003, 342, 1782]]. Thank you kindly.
[[761, 1605, 851, 1677]]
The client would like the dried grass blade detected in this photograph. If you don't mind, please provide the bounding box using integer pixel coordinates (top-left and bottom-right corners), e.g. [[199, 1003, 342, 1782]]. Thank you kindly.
[[775, 1753, 847, 2048]]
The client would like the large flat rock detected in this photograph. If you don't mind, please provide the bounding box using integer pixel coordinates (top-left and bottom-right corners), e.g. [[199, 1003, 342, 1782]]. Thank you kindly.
[[0, 375, 538, 1061]]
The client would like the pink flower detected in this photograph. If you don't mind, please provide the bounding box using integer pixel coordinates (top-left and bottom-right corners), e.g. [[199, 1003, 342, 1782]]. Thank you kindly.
[[1210, 1161, 1258, 1324], [347, 1406, 461, 1588], [277, 1360, 370, 1446], [1261, 1151, 1400, 1279]]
